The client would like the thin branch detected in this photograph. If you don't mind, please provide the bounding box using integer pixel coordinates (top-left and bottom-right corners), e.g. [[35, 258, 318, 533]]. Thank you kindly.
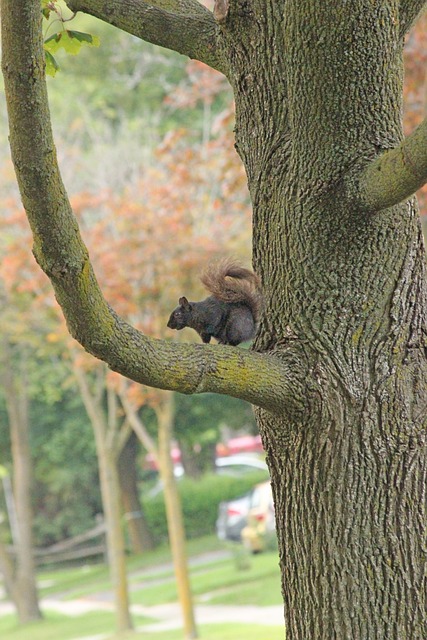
[[94, 364, 106, 404], [118, 391, 159, 458], [399, 1, 427, 36], [107, 385, 118, 432], [114, 419, 133, 459], [345, 116, 427, 212], [65, 0, 227, 73], [72, 365, 107, 437], [1, 0, 306, 417]]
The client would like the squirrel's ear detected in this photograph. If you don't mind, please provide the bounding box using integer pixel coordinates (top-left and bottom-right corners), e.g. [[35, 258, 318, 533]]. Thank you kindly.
[[179, 296, 190, 308]]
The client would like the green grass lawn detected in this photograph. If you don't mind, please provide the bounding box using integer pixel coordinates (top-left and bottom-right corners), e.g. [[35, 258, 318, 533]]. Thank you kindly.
[[0, 536, 284, 640], [0, 615, 285, 640], [0, 611, 151, 640], [130, 549, 282, 607], [35, 535, 222, 600], [131, 623, 285, 640]]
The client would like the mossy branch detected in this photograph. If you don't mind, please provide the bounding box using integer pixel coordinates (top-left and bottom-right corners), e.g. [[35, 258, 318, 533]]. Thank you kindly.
[[346, 116, 427, 212], [0, 0, 305, 417], [65, 0, 227, 73], [399, 1, 426, 36]]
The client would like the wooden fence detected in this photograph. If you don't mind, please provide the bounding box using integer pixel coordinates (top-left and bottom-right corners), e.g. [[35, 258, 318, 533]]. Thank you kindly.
[[9, 520, 107, 566]]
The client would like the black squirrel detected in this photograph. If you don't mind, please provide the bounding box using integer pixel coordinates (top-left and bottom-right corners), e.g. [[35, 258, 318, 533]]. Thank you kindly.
[[167, 258, 262, 346]]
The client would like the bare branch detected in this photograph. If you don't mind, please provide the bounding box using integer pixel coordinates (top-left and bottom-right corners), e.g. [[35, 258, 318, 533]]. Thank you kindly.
[[119, 390, 158, 458], [114, 419, 133, 458], [399, 1, 427, 36], [345, 116, 427, 212], [1, 0, 306, 418], [65, 0, 227, 73], [73, 365, 106, 435]]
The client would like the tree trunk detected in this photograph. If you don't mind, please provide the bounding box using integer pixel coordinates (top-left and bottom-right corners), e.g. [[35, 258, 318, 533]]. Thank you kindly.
[[96, 443, 133, 632], [224, 4, 427, 637], [118, 432, 154, 553], [2, 1, 427, 638], [1, 344, 42, 623], [178, 439, 216, 478], [157, 392, 198, 640], [119, 389, 197, 636], [74, 367, 133, 633]]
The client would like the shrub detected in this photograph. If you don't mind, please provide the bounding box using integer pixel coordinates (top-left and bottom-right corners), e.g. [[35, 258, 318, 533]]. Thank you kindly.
[[142, 470, 268, 543]]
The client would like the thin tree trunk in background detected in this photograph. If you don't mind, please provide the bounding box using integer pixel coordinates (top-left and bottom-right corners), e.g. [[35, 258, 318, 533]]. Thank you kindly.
[[118, 431, 154, 553], [156, 392, 198, 640], [73, 365, 133, 633], [1, 342, 42, 623], [178, 438, 217, 478], [120, 389, 197, 636], [97, 445, 133, 632]]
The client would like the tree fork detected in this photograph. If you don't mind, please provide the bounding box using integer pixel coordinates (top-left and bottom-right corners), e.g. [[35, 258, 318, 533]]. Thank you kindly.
[[1, 0, 306, 418]]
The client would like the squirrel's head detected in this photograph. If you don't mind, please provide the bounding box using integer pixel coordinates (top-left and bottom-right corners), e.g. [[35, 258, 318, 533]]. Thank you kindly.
[[167, 297, 192, 330]]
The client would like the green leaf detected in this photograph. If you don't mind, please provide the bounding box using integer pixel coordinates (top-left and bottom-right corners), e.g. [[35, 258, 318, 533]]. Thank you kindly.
[[45, 50, 60, 76], [44, 30, 100, 56], [0, 465, 8, 479], [68, 30, 100, 47]]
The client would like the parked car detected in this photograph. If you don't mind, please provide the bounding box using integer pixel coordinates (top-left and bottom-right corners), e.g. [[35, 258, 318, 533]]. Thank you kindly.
[[215, 454, 268, 476], [216, 434, 264, 457], [216, 492, 252, 542], [241, 481, 276, 553], [215, 459, 269, 542]]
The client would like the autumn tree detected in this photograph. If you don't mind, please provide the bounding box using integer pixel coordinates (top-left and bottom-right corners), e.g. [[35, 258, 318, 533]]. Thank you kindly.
[[0, 341, 42, 623], [0, 140, 249, 636], [0, 70, 250, 634], [2, 2, 427, 638], [80, 161, 251, 639], [0, 212, 46, 623]]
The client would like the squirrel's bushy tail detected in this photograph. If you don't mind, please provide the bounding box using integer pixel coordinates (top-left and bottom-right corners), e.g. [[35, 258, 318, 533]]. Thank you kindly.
[[200, 258, 263, 322]]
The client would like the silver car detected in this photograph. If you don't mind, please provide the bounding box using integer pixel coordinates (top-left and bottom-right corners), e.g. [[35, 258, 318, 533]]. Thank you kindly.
[[216, 492, 252, 541]]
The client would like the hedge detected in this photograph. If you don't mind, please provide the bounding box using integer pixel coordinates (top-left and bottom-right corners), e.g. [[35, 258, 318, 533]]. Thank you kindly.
[[141, 471, 268, 544]]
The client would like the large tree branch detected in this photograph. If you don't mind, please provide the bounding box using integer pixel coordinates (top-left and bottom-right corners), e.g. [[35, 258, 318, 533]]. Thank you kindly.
[[399, 1, 426, 36], [345, 116, 427, 212], [65, 0, 227, 73], [1, 0, 306, 418]]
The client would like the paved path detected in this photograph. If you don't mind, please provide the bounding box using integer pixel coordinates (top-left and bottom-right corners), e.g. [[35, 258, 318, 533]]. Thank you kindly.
[[139, 603, 284, 631], [0, 596, 284, 633], [0, 549, 285, 635]]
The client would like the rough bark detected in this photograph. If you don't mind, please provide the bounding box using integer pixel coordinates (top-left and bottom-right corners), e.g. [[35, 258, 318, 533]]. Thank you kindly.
[[222, 2, 427, 637], [399, 1, 427, 35], [2, 0, 427, 638], [66, 0, 225, 73], [345, 116, 427, 212]]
